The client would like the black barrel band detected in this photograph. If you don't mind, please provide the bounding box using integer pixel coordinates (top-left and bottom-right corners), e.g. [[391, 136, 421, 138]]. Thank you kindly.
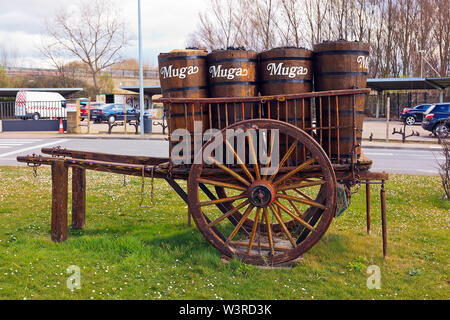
[[261, 79, 312, 85], [210, 81, 258, 87], [315, 71, 368, 76], [170, 112, 203, 118], [324, 110, 365, 115], [259, 57, 313, 62], [331, 137, 363, 142], [162, 86, 208, 93], [159, 55, 207, 63], [208, 58, 257, 64], [314, 50, 369, 56]]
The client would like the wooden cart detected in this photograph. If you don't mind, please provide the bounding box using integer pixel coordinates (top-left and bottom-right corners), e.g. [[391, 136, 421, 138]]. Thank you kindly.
[[17, 88, 388, 267]]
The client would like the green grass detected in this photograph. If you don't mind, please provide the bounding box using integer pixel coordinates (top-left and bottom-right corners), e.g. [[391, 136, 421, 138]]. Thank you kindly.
[[0, 166, 448, 300]]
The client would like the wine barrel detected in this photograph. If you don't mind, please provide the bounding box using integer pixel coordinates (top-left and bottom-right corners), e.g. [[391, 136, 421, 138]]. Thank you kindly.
[[207, 49, 258, 130], [259, 47, 313, 164], [313, 40, 370, 161], [158, 49, 208, 164]]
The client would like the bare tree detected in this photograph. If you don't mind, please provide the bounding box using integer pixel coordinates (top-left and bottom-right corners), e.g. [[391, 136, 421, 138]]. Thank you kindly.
[[41, 0, 130, 93], [305, 0, 331, 47], [279, 0, 308, 47], [433, 0, 450, 76], [0, 47, 19, 68]]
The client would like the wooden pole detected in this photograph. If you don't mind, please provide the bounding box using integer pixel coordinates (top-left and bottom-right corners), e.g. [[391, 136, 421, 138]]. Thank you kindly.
[[72, 167, 86, 229], [87, 98, 91, 134], [366, 181, 371, 235], [386, 96, 390, 142], [380, 180, 388, 257], [51, 160, 68, 242]]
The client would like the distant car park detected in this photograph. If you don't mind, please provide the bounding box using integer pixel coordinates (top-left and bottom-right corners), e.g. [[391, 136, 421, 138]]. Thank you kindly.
[[80, 102, 106, 121], [421, 103, 450, 138], [90, 104, 138, 124], [401, 104, 432, 125]]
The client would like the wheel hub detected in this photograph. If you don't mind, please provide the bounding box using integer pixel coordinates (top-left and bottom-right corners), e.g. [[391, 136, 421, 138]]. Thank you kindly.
[[248, 181, 276, 208]]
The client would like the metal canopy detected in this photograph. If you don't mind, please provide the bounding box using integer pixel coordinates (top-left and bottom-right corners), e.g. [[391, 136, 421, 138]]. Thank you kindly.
[[367, 77, 450, 91], [120, 85, 161, 97], [0, 88, 83, 98]]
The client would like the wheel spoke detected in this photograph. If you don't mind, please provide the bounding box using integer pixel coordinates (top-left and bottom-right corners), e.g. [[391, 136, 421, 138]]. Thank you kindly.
[[226, 204, 254, 244], [208, 157, 250, 187], [269, 205, 297, 247], [281, 191, 306, 219], [197, 178, 246, 191], [224, 138, 254, 183], [275, 200, 317, 232], [247, 133, 261, 180], [276, 179, 325, 192], [273, 158, 316, 186], [268, 141, 297, 181], [200, 193, 246, 207], [247, 208, 261, 254], [263, 207, 275, 255], [293, 188, 315, 202], [277, 193, 326, 210], [207, 200, 250, 228]]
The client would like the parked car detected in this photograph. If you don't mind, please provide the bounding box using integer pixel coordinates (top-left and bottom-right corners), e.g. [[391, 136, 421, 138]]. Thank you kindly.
[[14, 91, 66, 120], [80, 102, 106, 121], [421, 103, 450, 137], [90, 104, 138, 123], [401, 104, 432, 125]]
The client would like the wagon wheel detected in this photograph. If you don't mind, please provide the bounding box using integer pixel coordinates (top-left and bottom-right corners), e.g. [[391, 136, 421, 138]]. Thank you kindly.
[[188, 119, 337, 266]]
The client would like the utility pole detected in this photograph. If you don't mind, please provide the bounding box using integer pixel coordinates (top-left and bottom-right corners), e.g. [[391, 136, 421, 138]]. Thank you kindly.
[[419, 50, 424, 78], [138, 0, 146, 136]]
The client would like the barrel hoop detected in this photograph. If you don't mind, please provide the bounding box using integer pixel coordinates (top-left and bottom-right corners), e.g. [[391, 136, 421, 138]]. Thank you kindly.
[[208, 58, 258, 64], [314, 50, 369, 56], [261, 79, 313, 85], [210, 81, 258, 87], [331, 137, 363, 142], [328, 110, 365, 115], [315, 71, 368, 76], [170, 112, 203, 118], [158, 55, 207, 63], [259, 57, 313, 62], [162, 86, 208, 93]]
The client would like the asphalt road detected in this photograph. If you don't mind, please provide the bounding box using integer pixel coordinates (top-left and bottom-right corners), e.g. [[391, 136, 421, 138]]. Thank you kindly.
[[0, 138, 445, 176]]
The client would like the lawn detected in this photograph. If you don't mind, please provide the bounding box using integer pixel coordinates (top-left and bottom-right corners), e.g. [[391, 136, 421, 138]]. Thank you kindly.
[[0, 166, 448, 300]]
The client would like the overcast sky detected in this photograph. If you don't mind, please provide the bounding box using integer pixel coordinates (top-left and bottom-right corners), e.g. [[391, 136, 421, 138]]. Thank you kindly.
[[0, 0, 206, 68]]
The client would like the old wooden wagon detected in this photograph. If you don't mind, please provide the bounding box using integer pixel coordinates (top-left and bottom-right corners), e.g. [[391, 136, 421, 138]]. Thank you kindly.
[[17, 88, 388, 267]]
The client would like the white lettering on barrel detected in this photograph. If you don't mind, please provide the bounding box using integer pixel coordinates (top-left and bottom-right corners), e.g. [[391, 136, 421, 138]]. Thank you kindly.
[[209, 65, 248, 80], [357, 56, 370, 72], [160, 65, 199, 79], [266, 63, 308, 78]]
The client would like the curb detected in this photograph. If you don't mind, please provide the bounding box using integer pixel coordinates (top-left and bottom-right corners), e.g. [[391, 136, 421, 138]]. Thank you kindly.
[[362, 143, 442, 151]]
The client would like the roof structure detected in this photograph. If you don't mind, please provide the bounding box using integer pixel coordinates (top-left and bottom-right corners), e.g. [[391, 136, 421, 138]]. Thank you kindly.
[[367, 77, 450, 91], [0, 88, 83, 98], [119, 85, 161, 97]]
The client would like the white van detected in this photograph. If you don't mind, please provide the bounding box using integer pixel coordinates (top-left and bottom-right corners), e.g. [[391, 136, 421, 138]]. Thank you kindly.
[[15, 91, 67, 120]]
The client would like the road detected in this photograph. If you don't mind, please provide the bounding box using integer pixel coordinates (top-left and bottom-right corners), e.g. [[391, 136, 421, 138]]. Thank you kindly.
[[0, 138, 445, 176]]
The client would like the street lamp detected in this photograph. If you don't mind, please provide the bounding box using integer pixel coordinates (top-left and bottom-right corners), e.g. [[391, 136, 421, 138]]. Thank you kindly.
[[138, 0, 146, 136]]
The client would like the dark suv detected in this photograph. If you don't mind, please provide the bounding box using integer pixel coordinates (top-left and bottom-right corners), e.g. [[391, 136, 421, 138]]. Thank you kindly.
[[422, 103, 450, 137], [401, 104, 432, 125]]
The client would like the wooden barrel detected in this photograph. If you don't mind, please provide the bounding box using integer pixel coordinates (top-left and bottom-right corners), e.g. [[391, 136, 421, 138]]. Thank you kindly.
[[158, 49, 209, 164], [207, 49, 258, 130], [313, 40, 370, 161], [259, 47, 313, 164]]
